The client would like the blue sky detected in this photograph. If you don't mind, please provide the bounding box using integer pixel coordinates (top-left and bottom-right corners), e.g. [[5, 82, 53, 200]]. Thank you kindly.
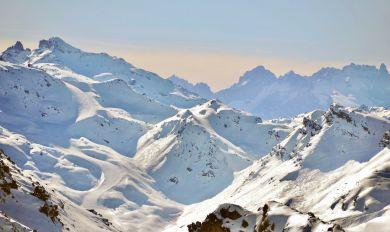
[[1, 0, 389, 90]]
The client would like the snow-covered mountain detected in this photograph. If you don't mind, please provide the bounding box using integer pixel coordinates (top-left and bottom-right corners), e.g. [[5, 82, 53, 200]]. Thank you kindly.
[[0, 38, 389, 232], [134, 100, 290, 204], [167, 105, 390, 231], [169, 75, 215, 99], [216, 65, 390, 119], [0, 38, 206, 109], [170, 64, 390, 119]]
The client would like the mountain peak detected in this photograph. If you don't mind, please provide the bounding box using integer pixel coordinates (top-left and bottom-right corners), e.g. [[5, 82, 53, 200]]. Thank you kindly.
[[13, 41, 24, 51], [280, 70, 303, 79], [249, 65, 274, 75], [38, 37, 77, 51], [252, 65, 267, 72], [250, 65, 275, 75], [238, 65, 276, 83], [169, 75, 190, 84], [379, 63, 388, 75], [286, 70, 297, 75], [0, 41, 30, 63], [2, 41, 25, 52], [194, 82, 211, 89]]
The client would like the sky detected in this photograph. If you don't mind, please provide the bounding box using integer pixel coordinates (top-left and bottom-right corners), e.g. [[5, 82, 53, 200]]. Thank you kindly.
[[1, 0, 389, 91]]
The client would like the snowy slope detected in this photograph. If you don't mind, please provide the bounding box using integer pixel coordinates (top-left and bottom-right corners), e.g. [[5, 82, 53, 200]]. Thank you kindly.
[[0, 47, 291, 231], [0, 124, 184, 232], [168, 105, 390, 231], [134, 100, 291, 204], [0, 148, 117, 232], [0, 61, 168, 155], [0, 38, 206, 109], [0, 58, 188, 230]]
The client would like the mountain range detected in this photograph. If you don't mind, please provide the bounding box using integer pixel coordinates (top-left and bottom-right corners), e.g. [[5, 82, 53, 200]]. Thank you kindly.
[[170, 64, 390, 119], [0, 37, 389, 232]]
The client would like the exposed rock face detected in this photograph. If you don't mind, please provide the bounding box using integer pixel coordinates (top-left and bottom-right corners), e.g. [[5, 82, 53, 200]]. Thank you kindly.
[[0, 149, 19, 197], [188, 213, 230, 232], [303, 117, 322, 131], [187, 203, 345, 232], [187, 203, 276, 232], [0, 41, 30, 63], [326, 104, 354, 124], [187, 204, 246, 232], [380, 130, 390, 147], [13, 41, 24, 51], [379, 63, 389, 75]]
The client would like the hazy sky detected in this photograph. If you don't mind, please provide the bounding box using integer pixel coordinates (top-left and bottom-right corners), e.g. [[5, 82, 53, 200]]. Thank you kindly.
[[1, 0, 389, 90]]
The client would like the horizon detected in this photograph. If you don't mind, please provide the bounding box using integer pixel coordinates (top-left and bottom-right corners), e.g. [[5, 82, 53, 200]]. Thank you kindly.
[[1, 0, 389, 90], [1, 37, 387, 92]]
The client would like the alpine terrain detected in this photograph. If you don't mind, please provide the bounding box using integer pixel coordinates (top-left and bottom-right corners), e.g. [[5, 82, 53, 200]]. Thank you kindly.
[[0, 38, 389, 232]]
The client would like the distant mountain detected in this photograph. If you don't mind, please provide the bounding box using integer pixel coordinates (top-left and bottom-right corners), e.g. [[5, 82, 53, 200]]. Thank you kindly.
[[168, 64, 390, 119], [169, 75, 215, 99], [215, 64, 390, 118]]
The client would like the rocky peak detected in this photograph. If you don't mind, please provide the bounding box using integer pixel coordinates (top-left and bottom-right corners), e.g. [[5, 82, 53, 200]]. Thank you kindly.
[[1, 41, 25, 53], [0, 41, 30, 63], [379, 63, 389, 76], [38, 37, 77, 52], [13, 41, 24, 51], [342, 63, 378, 73]]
